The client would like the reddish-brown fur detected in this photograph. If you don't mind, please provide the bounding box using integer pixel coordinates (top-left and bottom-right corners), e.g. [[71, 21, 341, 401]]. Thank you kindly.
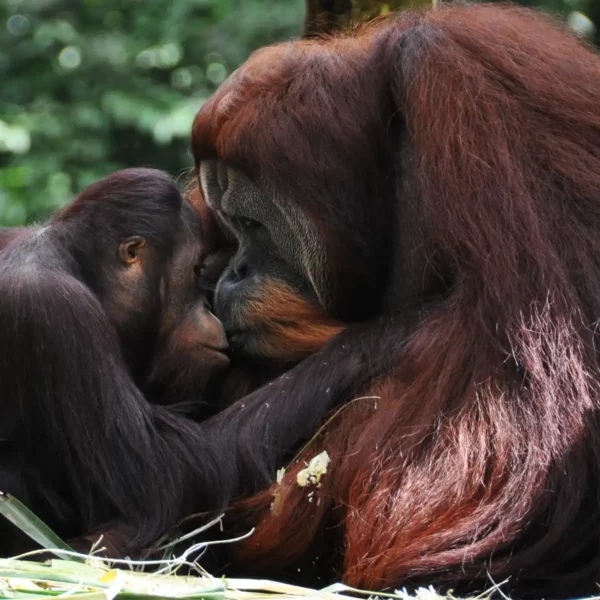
[[192, 3, 600, 596], [243, 280, 345, 360]]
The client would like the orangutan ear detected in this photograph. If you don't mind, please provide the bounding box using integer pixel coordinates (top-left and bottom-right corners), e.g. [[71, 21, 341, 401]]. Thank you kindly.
[[118, 236, 147, 265]]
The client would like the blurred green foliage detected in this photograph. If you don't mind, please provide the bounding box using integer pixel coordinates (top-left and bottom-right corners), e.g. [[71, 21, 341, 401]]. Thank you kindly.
[[0, 0, 597, 225], [0, 0, 305, 225]]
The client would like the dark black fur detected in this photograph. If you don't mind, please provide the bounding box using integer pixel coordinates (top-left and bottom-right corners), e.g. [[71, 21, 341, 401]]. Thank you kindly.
[[0, 169, 218, 554], [0, 227, 33, 251]]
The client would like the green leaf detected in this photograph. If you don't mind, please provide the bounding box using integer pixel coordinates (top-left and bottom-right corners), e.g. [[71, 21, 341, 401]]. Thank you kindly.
[[0, 493, 77, 559]]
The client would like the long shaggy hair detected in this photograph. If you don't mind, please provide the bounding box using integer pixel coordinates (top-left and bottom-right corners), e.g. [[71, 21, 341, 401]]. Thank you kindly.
[[192, 3, 600, 596]]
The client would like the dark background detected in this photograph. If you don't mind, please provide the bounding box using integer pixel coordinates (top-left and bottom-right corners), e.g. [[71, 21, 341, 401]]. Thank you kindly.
[[1, 0, 597, 226]]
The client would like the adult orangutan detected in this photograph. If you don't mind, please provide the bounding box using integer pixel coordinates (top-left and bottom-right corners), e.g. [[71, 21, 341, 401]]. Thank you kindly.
[[189, 2, 600, 597]]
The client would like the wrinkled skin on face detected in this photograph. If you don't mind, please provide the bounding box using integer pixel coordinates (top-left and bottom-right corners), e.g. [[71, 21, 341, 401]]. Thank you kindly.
[[199, 160, 344, 362]]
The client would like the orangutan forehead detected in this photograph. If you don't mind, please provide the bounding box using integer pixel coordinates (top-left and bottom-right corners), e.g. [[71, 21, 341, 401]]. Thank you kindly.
[[199, 160, 315, 238], [191, 36, 379, 170]]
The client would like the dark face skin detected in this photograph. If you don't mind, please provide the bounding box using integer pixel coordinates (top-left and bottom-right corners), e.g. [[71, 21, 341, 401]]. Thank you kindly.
[[105, 202, 229, 401], [142, 203, 230, 400], [198, 160, 343, 362]]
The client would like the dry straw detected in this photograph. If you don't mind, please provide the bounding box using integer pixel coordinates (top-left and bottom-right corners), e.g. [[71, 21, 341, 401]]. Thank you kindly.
[[0, 491, 526, 600]]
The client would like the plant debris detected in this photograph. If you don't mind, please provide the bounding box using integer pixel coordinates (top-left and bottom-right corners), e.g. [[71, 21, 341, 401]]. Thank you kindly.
[[296, 451, 331, 488]]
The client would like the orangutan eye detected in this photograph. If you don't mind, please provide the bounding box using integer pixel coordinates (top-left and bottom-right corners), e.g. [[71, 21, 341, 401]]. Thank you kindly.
[[238, 217, 262, 231]]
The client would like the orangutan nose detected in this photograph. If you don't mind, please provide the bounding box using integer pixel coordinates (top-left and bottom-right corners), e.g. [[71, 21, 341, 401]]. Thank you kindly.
[[197, 301, 229, 351]]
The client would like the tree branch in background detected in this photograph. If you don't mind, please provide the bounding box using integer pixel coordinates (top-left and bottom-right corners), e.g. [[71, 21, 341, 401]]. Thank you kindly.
[[303, 0, 352, 37], [303, 0, 425, 37]]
